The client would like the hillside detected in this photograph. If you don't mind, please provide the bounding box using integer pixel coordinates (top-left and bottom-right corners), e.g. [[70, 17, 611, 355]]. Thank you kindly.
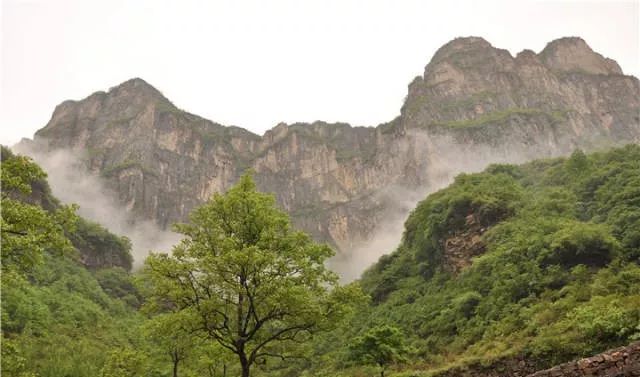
[[3, 145, 639, 377], [296, 145, 640, 376], [19, 36, 640, 274], [1, 146, 143, 377]]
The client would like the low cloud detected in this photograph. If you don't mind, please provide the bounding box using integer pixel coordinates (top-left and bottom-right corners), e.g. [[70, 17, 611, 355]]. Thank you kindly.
[[331, 130, 543, 282], [14, 128, 560, 278], [14, 142, 180, 267]]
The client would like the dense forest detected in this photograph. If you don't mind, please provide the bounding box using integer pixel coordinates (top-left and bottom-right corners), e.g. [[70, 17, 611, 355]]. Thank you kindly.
[[2, 144, 639, 376]]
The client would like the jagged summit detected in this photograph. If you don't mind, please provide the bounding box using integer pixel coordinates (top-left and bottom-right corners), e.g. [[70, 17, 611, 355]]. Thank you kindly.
[[108, 77, 169, 100], [539, 36, 623, 75], [422, 36, 627, 84], [36, 77, 181, 142], [429, 36, 495, 62]]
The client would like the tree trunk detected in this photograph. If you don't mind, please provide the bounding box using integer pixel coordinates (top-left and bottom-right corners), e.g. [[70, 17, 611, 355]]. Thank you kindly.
[[239, 352, 250, 377], [172, 351, 179, 377], [380, 367, 384, 377]]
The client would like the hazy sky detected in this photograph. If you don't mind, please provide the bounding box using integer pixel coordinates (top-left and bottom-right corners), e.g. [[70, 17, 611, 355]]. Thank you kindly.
[[1, 0, 638, 145]]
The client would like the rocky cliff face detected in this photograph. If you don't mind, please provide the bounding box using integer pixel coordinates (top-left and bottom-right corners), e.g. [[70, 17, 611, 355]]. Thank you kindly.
[[27, 36, 640, 268]]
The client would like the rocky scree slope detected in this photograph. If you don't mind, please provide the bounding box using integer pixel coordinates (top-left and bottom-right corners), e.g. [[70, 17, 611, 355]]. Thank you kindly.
[[28, 36, 640, 263]]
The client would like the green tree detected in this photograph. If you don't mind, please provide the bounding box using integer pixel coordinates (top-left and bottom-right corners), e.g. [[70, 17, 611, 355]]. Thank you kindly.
[[141, 173, 363, 377], [141, 311, 203, 377], [100, 346, 148, 377], [349, 325, 410, 377]]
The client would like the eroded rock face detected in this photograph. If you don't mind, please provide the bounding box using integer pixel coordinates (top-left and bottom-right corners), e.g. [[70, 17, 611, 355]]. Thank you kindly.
[[28, 37, 640, 262]]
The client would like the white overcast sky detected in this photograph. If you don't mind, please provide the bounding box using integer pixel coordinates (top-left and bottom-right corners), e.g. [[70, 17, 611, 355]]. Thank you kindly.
[[1, 0, 639, 145]]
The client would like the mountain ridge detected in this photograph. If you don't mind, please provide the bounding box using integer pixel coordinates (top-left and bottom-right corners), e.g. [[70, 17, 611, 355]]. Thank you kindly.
[[20, 36, 640, 276]]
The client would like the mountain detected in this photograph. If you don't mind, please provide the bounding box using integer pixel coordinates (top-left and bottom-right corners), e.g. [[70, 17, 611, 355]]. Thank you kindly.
[[23, 36, 640, 272]]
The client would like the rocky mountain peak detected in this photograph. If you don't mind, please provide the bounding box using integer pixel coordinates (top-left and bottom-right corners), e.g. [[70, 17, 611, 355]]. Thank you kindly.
[[108, 77, 168, 101], [416, 36, 515, 99], [36, 77, 178, 145], [429, 36, 494, 63], [539, 36, 623, 75], [24, 36, 640, 271]]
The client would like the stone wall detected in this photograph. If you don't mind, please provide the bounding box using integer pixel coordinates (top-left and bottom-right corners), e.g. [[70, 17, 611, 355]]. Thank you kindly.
[[430, 342, 640, 377], [527, 342, 640, 377]]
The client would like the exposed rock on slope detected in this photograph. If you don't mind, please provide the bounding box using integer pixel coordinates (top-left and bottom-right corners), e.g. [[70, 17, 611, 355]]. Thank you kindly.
[[25, 36, 640, 269], [443, 213, 487, 274]]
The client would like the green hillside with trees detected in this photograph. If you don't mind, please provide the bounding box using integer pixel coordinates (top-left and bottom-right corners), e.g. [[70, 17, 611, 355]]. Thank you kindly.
[[2, 144, 639, 376], [299, 145, 640, 376]]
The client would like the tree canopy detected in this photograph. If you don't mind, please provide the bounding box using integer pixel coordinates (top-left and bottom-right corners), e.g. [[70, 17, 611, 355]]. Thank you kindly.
[[141, 173, 364, 377], [349, 325, 410, 377]]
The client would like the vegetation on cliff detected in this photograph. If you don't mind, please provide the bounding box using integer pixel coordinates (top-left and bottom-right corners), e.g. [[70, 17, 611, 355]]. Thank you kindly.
[[1, 146, 141, 377]]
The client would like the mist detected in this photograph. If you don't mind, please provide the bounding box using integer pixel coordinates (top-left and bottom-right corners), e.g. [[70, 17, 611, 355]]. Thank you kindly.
[[14, 128, 562, 278], [332, 130, 555, 282], [13, 142, 181, 267], [329, 185, 428, 282]]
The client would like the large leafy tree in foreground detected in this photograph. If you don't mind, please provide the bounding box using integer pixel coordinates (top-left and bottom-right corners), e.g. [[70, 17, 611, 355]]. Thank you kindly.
[[141, 173, 363, 377]]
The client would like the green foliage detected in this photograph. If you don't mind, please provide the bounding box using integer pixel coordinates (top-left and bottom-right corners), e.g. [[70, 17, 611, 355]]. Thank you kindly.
[[141, 173, 365, 376], [1, 146, 78, 276], [402, 172, 523, 279], [141, 311, 198, 363], [1, 254, 145, 377], [349, 325, 410, 376], [542, 221, 618, 267], [1, 334, 37, 377], [1, 147, 142, 377], [96, 267, 141, 306], [100, 347, 149, 377], [3, 142, 640, 377], [313, 145, 640, 376], [73, 218, 133, 270]]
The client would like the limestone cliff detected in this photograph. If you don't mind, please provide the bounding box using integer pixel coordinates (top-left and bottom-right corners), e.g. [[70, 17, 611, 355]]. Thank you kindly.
[[26, 36, 640, 262]]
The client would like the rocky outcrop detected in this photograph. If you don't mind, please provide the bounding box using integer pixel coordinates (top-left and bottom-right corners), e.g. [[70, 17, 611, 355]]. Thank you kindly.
[[539, 37, 623, 75], [24, 37, 640, 261], [443, 214, 487, 273]]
